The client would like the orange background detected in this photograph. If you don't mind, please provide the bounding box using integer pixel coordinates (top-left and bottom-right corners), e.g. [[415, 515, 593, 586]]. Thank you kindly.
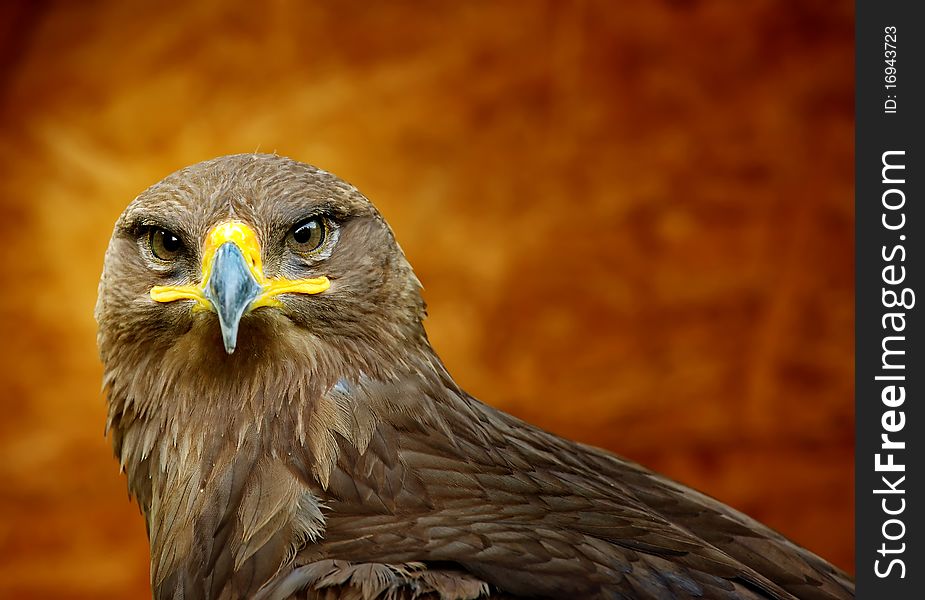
[[0, 1, 854, 598]]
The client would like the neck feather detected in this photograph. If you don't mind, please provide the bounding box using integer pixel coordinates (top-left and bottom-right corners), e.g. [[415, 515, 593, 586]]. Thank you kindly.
[[102, 329, 449, 598]]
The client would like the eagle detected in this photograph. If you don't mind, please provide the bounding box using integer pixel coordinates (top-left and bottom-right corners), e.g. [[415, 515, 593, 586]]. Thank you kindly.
[[96, 154, 854, 600]]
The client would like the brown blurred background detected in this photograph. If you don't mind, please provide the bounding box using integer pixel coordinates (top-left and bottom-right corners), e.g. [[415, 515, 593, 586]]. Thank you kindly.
[[0, 1, 853, 597]]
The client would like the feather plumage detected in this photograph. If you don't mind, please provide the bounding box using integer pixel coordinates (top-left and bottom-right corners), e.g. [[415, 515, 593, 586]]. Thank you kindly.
[[96, 154, 854, 600]]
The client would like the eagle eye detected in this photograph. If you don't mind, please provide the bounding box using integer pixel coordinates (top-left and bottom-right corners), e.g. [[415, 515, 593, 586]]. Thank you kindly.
[[288, 217, 327, 254], [148, 227, 184, 261]]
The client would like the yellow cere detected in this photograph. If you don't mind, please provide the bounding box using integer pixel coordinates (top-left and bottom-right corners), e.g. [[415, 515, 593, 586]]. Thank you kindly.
[[149, 220, 330, 310]]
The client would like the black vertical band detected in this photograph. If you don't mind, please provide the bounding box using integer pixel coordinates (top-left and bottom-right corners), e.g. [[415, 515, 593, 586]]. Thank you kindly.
[[856, 1, 923, 598]]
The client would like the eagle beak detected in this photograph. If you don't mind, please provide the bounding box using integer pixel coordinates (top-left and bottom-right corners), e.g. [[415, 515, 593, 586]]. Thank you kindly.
[[204, 242, 262, 354], [150, 220, 331, 354]]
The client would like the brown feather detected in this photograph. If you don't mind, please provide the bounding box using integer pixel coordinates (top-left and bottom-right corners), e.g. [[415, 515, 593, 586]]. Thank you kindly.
[[97, 154, 854, 600]]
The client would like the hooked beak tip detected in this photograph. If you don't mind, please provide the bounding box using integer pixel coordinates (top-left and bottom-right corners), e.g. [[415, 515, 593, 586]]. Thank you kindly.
[[222, 331, 237, 354]]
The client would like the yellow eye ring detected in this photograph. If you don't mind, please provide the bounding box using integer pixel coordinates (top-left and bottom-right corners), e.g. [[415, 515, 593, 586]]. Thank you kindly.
[[149, 228, 184, 261], [288, 217, 327, 254]]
